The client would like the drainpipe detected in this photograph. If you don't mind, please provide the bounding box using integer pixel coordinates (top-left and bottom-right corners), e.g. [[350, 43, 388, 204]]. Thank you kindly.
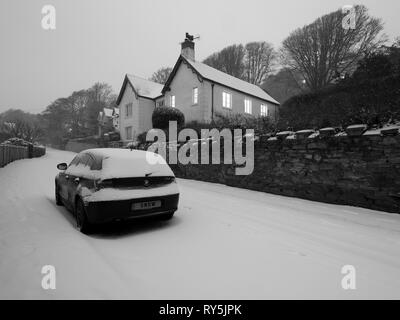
[[211, 83, 214, 123]]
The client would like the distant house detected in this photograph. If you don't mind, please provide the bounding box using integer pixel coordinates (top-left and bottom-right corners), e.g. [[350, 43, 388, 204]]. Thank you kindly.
[[97, 107, 119, 137], [111, 107, 119, 130], [117, 33, 280, 143], [116, 75, 163, 142]]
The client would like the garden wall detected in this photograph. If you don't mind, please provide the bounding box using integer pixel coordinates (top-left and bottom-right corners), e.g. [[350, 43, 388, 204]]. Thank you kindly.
[[154, 126, 400, 214]]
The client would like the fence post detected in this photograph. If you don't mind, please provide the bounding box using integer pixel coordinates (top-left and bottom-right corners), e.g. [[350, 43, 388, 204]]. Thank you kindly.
[[0, 146, 3, 167]]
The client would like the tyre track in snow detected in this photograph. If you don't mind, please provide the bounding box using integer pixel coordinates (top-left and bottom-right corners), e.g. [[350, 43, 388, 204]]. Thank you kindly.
[[1, 148, 400, 299]]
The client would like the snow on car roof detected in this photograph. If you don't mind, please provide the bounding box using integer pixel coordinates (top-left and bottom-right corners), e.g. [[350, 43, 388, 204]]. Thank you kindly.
[[75, 148, 174, 180], [85, 148, 152, 158]]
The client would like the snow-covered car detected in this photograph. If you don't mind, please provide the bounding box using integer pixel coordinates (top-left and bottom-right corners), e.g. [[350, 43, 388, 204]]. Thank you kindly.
[[55, 148, 179, 233]]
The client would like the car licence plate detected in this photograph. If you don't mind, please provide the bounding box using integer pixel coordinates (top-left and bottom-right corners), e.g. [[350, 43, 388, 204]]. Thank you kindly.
[[132, 200, 161, 211]]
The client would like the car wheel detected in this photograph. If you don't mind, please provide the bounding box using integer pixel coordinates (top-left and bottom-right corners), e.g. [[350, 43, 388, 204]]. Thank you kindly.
[[75, 199, 91, 234], [160, 211, 175, 221], [55, 184, 63, 206]]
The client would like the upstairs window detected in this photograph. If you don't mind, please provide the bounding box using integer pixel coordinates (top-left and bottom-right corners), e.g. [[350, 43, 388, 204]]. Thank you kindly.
[[244, 98, 252, 114], [125, 103, 132, 118], [193, 87, 198, 104], [157, 99, 164, 107], [170, 95, 175, 108], [261, 104, 269, 117], [222, 91, 232, 109]]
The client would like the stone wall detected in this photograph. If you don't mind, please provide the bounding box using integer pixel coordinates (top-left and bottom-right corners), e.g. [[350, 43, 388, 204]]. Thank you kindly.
[[161, 126, 400, 214]]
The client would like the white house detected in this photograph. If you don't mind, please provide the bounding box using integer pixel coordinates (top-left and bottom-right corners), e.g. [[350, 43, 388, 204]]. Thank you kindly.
[[116, 75, 163, 142], [117, 33, 280, 143]]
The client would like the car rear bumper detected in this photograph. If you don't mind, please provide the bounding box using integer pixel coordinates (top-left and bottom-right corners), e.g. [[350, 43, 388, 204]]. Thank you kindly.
[[85, 193, 179, 224]]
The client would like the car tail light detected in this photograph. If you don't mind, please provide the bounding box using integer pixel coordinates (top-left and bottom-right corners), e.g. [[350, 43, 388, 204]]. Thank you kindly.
[[96, 180, 113, 190]]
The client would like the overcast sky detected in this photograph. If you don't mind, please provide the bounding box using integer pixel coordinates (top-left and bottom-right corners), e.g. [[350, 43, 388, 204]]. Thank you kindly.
[[0, 0, 399, 114]]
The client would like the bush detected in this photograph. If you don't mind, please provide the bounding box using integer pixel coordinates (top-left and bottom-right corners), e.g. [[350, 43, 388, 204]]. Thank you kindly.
[[152, 106, 185, 130], [1, 137, 31, 146], [183, 113, 276, 136], [213, 112, 276, 135], [183, 120, 214, 135], [136, 131, 148, 145]]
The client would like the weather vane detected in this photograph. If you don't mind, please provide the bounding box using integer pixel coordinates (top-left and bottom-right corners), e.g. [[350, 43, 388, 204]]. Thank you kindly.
[[184, 32, 200, 42]]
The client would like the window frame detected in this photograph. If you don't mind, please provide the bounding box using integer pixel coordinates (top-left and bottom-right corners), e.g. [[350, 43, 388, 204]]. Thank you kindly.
[[260, 104, 269, 117], [244, 98, 252, 114], [192, 87, 199, 105], [170, 95, 175, 108], [125, 126, 133, 140], [125, 103, 132, 118], [222, 91, 232, 109]]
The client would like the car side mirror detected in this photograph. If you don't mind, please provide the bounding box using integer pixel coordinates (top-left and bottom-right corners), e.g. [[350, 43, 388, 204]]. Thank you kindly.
[[57, 163, 68, 170]]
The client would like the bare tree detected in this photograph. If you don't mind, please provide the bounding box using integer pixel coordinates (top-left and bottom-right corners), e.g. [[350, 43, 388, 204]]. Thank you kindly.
[[281, 5, 386, 91], [204, 44, 245, 79], [244, 42, 276, 85], [150, 67, 172, 84], [0, 119, 42, 142], [86, 83, 115, 133]]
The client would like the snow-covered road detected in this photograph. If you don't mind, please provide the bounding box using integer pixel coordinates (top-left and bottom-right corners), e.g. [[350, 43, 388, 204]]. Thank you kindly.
[[1, 148, 400, 299]]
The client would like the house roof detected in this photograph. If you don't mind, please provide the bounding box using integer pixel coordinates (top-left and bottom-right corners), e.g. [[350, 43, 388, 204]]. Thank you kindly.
[[163, 55, 280, 105], [116, 74, 163, 105], [127, 74, 164, 99]]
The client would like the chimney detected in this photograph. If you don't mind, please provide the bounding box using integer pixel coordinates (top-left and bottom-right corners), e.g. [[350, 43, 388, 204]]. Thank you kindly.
[[181, 32, 195, 61]]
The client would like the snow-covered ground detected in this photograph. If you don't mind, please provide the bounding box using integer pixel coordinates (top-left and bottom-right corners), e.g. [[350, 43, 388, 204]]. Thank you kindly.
[[1, 148, 400, 299]]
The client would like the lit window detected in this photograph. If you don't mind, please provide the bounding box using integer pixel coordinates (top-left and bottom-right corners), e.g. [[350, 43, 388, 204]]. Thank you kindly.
[[261, 104, 269, 117], [170, 95, 175, 108], [125, 126, 132, 140], [125, 103, 132, 118], [193, 87, 198, 104], [244, 98, 252, 114], [222, 91, 232, 109]]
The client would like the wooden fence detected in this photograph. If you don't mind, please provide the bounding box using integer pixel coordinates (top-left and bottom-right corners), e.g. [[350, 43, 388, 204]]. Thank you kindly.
[[0, 145, 46, 168]]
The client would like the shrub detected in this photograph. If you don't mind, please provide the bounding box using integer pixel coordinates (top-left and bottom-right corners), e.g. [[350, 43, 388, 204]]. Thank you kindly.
[[183, 113, 276, 136], [136, 131, 148, 145], [152, 106, 185, 130], [183, 120, 214, 136], [1, 137, 31, 146], [213, 112, 276, 135]]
